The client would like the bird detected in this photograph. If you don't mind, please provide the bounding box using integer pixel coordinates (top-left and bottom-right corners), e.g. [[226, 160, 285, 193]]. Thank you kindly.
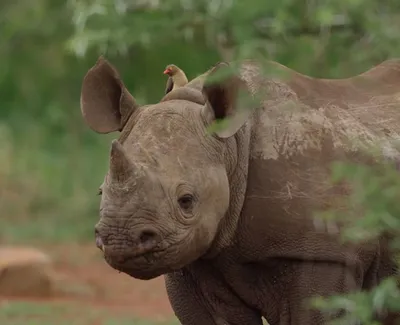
[[163, 64, 188, 95]]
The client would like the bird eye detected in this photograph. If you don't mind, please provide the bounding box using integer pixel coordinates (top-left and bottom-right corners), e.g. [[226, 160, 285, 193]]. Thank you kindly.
[[178, 194, 194, 212]]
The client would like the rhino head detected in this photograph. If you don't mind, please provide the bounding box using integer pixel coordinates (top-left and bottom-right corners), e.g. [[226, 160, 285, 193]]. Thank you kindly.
[[80, 57, 251, 280]]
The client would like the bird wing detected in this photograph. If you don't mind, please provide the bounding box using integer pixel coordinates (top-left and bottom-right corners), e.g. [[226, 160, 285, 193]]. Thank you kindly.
[[165, 77, 174, 94]]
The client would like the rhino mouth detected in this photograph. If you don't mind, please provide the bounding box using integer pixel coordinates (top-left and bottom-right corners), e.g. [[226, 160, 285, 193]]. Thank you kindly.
[[96, 226, 179, 280], [98, 229, 193, 279], [104, 252, 173, 280]]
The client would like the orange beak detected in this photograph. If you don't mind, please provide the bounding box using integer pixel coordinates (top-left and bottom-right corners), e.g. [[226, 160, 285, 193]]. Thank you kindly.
[[163, 68, 170, 75]]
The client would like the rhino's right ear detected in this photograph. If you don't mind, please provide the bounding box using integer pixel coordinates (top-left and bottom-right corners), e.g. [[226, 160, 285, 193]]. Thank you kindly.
[[80, 56, 139, 134], [202, 62, 252, 138]]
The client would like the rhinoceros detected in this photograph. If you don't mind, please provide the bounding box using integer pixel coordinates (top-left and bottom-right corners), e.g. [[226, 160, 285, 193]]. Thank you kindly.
[[80, 56, 400, 325]]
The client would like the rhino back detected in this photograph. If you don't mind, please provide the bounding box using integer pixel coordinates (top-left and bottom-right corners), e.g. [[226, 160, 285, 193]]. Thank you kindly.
[[236, 60, 400, 259]]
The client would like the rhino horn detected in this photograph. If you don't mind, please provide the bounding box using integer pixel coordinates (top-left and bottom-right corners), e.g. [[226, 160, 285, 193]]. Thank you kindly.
[[109, 140, 135, 183]]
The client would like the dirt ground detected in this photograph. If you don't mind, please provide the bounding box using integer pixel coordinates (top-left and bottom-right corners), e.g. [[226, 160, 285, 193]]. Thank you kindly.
[[3, 243, 175, 323]]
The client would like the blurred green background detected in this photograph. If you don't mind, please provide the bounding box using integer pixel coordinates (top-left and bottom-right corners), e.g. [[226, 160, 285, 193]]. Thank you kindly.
[[2, 0, 400, 244], [1, 0, 400, 324]]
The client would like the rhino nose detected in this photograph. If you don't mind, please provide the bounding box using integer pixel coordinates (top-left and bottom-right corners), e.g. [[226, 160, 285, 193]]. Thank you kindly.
[[94, 223, 160, 255]]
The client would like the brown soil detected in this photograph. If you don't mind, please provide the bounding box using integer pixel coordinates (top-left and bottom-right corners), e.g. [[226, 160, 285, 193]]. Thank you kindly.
[[3, 243, 174, 322]]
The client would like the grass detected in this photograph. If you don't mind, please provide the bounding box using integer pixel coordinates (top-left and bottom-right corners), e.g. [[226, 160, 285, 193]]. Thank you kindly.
[[0, 301, 179, 325], [0, 122, 114, 244]]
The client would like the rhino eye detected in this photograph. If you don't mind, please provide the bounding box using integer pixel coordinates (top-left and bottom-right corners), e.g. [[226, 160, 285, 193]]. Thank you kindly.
[[178, 194, 194, 212], [97, 188, 103, 196]]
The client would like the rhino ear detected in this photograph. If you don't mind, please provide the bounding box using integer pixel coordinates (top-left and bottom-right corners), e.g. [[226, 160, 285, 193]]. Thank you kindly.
[[80, 56, 139, 134], [202, 62, 252, 138]]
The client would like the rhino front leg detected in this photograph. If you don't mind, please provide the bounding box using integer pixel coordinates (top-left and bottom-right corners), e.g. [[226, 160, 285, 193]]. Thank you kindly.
[[165, 269, 263, 325], [165, 270, 216, 324]]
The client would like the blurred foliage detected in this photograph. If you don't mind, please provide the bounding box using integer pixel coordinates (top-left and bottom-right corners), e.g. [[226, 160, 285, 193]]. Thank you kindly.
[[311, 155, 400, 324], [313, 277, 400, 325], [1, 0, 400, 323], [67, 0, 400, 77]]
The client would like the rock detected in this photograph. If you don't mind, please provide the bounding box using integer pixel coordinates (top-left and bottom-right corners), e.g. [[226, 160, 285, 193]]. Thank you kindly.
[[0, 246, 55, 297]]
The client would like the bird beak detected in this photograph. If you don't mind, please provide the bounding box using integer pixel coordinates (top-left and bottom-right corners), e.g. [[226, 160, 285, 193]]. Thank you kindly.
[[163, 69, 170, 75]]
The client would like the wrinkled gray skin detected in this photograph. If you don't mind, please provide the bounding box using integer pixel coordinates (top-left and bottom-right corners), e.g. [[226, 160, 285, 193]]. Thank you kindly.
[[80, 56, 400, 325]]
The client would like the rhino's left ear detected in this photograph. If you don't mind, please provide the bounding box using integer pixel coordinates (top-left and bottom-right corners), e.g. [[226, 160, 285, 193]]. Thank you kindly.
[[202, 62, 252, 138], [80, 56, 139, 134]]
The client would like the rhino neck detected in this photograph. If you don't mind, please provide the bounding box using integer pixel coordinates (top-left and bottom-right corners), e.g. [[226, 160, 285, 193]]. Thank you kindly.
[[204, 122, 252, 258], [202, 62, 288, 258]]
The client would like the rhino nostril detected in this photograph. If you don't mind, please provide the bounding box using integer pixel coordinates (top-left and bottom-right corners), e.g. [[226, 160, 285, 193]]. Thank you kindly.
[[94, 226, 105, 250], [139, 229, 157, 245], [96, 236, 104, 250]]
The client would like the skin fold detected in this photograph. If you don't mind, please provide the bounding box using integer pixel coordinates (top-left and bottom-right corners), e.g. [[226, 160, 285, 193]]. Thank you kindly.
[[80, 56, 400, 324]]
